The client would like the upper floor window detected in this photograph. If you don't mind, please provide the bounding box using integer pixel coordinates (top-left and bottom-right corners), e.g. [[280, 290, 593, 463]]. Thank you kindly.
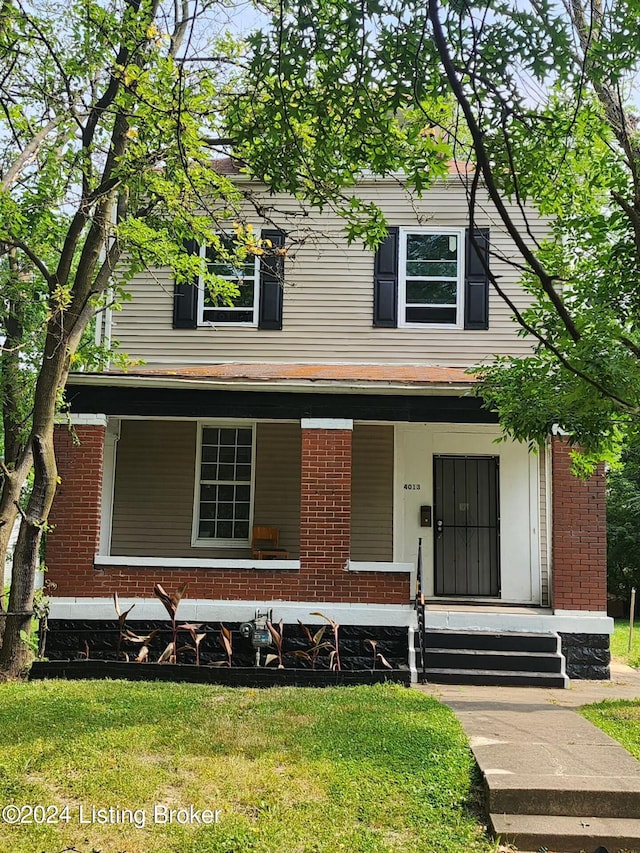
[[399, 230, 463, 327], [199, 238, 260, 326], [373, 226, 490, 331], [173, 229, 285, 331]]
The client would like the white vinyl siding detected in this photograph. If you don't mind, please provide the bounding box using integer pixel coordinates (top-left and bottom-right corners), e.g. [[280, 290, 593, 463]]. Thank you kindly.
[[110, 420, 301, 559], [351, 424, 394, 561], [109, 178, 545, 368]]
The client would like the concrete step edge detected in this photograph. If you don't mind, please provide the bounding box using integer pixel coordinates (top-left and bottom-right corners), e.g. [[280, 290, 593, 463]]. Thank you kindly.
[[490, 813, 640, 853], [425, 648, 562, 657], [424, 669, 569, 687], [488, 785, 640, 819]]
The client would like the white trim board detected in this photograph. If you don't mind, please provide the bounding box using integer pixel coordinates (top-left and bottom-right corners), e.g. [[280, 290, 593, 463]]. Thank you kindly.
[[96, 557, 413, 573], [348, 561, 413, 573], [300, 418, 353, 430], [47, 597, 614, 635], [55, 413, 108, 427], [95, 556, 300, 571], [48, 597, 416, 626]]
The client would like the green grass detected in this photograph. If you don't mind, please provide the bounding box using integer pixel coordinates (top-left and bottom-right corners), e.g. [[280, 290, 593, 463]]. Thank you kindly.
[[0, 680, 496, 853], [610, 619, 640, 668], [581, 699, 640, 762]]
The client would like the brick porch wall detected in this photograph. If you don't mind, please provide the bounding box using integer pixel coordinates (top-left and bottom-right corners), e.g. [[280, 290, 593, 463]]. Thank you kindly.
[[47, 422, 409, 605], [551, 437, 607, 611], [48, 424, 106, 596]]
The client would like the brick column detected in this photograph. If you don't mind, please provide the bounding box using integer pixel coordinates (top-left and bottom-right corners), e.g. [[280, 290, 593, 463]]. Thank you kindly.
[[551, 437, 607, 611], [47, 417, 106, 596], [299, 418, 352, 598]]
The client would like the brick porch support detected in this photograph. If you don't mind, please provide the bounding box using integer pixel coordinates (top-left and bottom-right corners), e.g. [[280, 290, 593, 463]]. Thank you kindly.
[[47, 417, 106, 596], [551, 437, 607, 611], [299, 418, 352, 599]]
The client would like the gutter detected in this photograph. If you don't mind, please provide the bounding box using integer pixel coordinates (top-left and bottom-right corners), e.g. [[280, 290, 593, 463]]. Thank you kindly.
[[66, 373, 476, 397]]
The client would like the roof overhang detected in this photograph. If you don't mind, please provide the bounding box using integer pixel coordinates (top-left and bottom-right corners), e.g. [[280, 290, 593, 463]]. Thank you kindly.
[[66, 363, 478, 397]]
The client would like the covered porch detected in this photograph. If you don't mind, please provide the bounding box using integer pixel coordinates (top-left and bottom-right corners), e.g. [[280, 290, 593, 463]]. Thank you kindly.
[[45, 364, 612, 679]]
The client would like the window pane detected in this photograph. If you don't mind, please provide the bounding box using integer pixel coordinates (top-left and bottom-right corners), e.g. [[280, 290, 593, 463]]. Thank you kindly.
[[206, 242, 255, 278], [220, 429, 236, 445], [218, 484, 234, 502], [218, 503, 234, 519], [234, 521, 249, 539], [233, 282, 255, 308], [219, 446, 235, 463], [202, 428, 220, 445], [236, 464, 251, 481], [406, 306, 457, 324], [406, 260, 457, 277], [202, 308, 254, 324], [200, 503, 217, 519], [200, 484, 218, 502], [201, 446, 218, 463], [406, 280, 457, 305], [237, 446, 251, 464], [407, 233, 457, 261], [237, 429, 253, 445], [198, 521, 216, 538], [236, 502, 250, 520], [236, 485, 251, 502], [217, 521, 233, 538], [200, 463, 218, 481]]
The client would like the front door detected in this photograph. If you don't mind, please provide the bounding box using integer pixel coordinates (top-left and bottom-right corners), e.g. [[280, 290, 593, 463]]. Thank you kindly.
[[434, 455, 500, 597]]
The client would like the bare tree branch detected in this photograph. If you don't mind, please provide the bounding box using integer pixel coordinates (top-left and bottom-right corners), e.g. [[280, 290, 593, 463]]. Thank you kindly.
[[427, 0, 582, 344]]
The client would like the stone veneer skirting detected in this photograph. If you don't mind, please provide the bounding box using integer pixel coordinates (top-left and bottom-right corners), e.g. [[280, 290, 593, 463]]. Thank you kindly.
[[43, 620, 409, 672], [559, 633, 611, 680]]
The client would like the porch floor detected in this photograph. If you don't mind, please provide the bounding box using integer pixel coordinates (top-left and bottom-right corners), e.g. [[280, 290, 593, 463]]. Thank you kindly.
[[426, 603, 553, 615]]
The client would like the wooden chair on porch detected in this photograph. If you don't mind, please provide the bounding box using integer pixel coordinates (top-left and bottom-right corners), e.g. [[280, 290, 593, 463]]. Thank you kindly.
[[251, 526, 290, 560]]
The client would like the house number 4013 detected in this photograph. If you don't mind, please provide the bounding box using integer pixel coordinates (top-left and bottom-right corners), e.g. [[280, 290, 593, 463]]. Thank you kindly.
[[403, 483, 421, 490]]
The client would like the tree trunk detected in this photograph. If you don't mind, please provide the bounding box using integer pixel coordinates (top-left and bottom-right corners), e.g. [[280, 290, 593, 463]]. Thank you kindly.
[[0, 431, 57, 677], [0, 310, 67, 677], [0, 460, 32, 644]]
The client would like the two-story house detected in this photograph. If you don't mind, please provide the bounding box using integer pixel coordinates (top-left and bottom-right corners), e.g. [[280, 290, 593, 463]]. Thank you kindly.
[[45, 165, 612, 683]]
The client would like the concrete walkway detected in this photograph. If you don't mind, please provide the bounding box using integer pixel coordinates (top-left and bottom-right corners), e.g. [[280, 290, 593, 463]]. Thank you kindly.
[[417, 662, 640, 853]]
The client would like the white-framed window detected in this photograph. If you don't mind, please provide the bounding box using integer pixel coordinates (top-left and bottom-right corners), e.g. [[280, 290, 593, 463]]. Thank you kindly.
[[192, 423, 255, 547], [197, 237, 260, 326], [398, 228, 464, 327]]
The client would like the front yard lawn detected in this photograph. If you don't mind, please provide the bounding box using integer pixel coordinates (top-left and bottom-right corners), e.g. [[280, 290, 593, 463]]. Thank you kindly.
[[0, 681, 495, 853], [581, 699, 640, 762], [610, 619, 640, 668]]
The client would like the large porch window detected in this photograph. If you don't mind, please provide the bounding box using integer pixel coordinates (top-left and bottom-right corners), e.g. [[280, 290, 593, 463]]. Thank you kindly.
[[193, 425, 255, 546]]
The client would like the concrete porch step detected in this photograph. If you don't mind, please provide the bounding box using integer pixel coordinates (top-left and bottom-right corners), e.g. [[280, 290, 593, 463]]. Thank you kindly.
[[424, 667, 568, 688], [425, 628, 559, 653], [490, 812, 640, 853], [425, 647, 564, 673], [487, 774, 640, 818]]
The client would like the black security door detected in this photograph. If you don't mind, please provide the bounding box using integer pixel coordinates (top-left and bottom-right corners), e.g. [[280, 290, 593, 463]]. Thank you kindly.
[[434, 455, 500, 597]]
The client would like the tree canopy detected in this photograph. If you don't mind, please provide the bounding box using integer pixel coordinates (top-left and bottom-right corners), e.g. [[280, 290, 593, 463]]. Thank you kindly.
[[0, 0, 272, 675], [231, 0, 640, 467], [607, 435, 640, 600]]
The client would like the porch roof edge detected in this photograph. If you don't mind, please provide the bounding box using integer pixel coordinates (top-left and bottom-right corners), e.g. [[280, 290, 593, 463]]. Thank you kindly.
[[66, 364, 478, 397]]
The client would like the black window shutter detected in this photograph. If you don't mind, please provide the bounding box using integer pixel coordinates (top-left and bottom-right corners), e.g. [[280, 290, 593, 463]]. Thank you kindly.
[[373, 226, 399, 327], [173, 237, 199, 329], [259, 230, 285, 330], [464, 227, 490, 330]]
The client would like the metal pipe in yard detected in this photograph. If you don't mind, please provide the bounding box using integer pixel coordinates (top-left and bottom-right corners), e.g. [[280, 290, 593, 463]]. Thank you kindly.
[[629, 587, 636, 654]]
